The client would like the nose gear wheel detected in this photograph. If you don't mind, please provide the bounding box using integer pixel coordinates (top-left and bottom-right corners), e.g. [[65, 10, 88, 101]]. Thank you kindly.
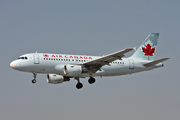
[[32, 79, 36, 83]]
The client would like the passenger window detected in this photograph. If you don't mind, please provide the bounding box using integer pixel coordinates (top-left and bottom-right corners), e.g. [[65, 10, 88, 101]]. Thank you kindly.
[[25, 57, 28, 59]]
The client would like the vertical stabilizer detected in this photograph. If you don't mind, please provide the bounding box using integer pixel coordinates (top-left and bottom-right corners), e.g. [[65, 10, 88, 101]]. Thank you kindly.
[[131, 33, 159, 61]]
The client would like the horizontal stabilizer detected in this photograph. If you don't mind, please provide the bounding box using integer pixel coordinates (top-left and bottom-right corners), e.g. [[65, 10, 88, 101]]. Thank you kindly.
[[143, 58, 170, 67]]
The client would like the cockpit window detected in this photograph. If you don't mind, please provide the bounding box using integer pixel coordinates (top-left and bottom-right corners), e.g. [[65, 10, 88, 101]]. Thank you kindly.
[[17, 56, 28, 60]]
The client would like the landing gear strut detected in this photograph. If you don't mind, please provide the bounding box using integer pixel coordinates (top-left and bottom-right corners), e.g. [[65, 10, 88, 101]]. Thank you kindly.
[[32, 72, 37, 84], [74, 77, 83, 89]]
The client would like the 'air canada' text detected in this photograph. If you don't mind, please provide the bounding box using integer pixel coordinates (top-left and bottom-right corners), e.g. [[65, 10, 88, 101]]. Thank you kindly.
[[43, 54, 93, 59]]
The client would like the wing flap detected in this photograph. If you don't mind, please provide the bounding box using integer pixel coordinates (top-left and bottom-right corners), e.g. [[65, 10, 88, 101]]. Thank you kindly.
[[143, 58, 170, 67]]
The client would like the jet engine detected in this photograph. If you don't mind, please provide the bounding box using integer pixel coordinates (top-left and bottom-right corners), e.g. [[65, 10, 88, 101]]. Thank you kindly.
[[64, 65, 88, 76], [47, 74, 70, 84]]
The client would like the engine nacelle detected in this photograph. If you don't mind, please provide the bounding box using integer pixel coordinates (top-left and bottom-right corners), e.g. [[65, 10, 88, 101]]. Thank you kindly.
[[64, 65, 87, 76], [47, 74, 70, 84]]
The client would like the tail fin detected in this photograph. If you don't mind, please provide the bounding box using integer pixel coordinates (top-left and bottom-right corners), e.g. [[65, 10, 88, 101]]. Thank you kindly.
[[131, 33, 159, 61]]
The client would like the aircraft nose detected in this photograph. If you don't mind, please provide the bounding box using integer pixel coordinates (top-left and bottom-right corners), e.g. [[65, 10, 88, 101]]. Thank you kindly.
[[10, 61, 16, 69]]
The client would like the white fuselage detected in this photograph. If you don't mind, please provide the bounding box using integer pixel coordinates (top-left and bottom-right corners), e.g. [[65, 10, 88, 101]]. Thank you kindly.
[[10, 53, 163, 78]]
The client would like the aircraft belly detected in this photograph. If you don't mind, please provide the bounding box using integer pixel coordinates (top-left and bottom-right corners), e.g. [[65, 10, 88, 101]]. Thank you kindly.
[[99, 65, 129, 76]]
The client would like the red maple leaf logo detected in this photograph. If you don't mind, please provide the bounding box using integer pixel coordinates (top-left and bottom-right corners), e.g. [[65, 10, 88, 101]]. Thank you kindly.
[[142, 44, 155, 56], [43, 54, 49, 57]]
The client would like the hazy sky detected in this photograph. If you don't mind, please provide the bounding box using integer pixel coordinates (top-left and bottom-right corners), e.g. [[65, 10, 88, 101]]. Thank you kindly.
[[1, 0, 180, 120]]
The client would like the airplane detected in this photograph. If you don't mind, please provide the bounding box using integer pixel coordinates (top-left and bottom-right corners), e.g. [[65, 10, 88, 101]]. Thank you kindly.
[[10, 33, 170, 89]]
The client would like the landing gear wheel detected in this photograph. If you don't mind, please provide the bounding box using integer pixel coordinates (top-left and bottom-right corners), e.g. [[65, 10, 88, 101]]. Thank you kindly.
[[88, 77, 96, 84], [32, 79, 36, 84], [76, 82, 83, 89]]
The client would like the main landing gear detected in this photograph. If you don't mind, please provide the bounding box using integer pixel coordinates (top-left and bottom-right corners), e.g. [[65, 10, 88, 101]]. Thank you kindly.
[[75, 77, 96, 89], [75, 77, 83, 89], [88, 77, 96, 84], [76, 82, 83, 89], [32, 72, 37, 84]]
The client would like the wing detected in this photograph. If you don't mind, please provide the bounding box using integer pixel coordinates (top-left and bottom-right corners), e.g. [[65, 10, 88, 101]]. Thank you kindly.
[[80, 48, 133, 73]]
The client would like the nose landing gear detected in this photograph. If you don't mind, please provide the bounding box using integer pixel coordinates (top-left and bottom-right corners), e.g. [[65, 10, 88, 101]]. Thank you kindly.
[[32, 72, 37, 84]]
